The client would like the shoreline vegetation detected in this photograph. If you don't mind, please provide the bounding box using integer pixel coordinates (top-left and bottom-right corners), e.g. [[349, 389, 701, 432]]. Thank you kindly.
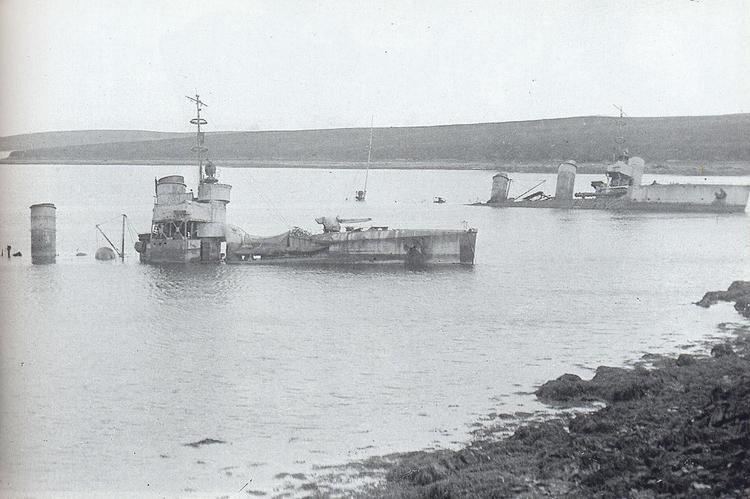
[[1, 159, 749, 177], [308, 282, 750, 498]]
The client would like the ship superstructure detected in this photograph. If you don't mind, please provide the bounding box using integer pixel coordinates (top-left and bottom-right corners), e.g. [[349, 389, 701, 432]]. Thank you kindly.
[[136, 96, 477, 266], [135, 94, 232, 263]]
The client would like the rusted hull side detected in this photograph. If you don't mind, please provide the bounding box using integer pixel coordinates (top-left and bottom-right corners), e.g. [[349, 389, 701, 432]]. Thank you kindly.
[[139, 238, 222, 263], [226, 229, 477, 266]]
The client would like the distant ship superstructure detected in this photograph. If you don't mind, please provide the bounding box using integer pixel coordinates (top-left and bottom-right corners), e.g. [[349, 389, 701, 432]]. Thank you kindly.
[[481, 108, 750, 213], [482, 156, 750, 213]]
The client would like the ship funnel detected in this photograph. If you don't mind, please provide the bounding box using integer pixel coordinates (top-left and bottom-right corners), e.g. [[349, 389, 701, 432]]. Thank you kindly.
[[489, 173, 511, 203], [555, 161, 577, 206], [627, 157, 644, 186]]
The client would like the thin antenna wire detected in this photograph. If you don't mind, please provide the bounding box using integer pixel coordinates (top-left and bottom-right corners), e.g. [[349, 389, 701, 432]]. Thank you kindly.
[[364, 115, 374, 193], [244, 173, 292, 227]]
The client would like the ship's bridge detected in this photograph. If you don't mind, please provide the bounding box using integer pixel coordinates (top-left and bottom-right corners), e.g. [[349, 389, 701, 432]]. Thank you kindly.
[[198, 181, 231, 203], [152, 175, 230, 225], [155, 175, 194, 205]]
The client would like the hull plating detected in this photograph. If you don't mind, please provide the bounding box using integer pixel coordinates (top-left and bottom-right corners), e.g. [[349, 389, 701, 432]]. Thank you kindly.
[[481, 183, 750, 213], [484, 198, 748, 213], [226, 229, 477, 266], [139, 238, 222, 264]]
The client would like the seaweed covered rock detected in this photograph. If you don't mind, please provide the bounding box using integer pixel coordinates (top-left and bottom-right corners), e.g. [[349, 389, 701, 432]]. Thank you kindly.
[[696, 281, 750, 318], [735, 295, 750, 318], [676, 353, 697, 366], [535, 365, 665, 403], [700, 374, 750, 430], [534, 373, 588, 402], [711, 343, 735, 357], [591, 366, 663, 402]]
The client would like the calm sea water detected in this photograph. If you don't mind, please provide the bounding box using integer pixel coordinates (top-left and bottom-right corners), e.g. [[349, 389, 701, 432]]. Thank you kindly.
[[1, 164, 748, 497]]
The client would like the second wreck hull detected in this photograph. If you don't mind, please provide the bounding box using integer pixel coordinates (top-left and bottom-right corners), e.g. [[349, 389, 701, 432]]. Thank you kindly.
[[483, 183, 750, 213], [226, 228, 477, 266], [483, 159, 750, 213]]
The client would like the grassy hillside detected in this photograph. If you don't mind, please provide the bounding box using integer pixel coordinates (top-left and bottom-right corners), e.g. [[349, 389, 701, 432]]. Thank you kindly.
[[3, 114, 750, 165], [0, 130, 189, 152]]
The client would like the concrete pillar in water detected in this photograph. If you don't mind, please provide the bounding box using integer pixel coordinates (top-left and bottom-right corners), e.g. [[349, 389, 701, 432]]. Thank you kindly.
[[489, 173, 511, 203], [555, 161, 577, 206], [30, 203, 56, 264]]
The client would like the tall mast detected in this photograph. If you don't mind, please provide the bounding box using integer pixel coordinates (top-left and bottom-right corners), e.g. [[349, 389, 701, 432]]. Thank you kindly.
[[187, 93, 209, 186], [363, 116, 374, 194], [613, 104, 627, 161], [121, 214, 126, 261]]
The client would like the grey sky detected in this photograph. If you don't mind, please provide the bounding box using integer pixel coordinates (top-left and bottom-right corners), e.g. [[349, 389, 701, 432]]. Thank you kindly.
[[1, 0, 748, 136]]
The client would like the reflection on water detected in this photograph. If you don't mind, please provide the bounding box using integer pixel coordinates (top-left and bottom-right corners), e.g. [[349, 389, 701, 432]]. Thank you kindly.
[[0, 165, 748, 496]]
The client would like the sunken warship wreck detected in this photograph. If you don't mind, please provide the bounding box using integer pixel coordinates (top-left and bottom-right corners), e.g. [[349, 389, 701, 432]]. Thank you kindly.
[[481, 156, 750, 213], [134, 95, 477, 266]]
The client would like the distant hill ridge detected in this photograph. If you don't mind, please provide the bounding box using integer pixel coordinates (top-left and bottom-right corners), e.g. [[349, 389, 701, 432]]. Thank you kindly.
[[0, 130, 190, 152], [3, 114, 749, 164]]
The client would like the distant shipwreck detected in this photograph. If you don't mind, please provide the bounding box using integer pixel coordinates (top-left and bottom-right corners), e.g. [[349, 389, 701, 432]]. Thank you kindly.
[[480, 156, 750, 213], [134, 95, 477, 266]]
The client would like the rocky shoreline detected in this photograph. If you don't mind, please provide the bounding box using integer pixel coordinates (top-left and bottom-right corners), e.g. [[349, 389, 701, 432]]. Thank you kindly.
[[696, 281, 750, 319], [320, 283, 750, 498]]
